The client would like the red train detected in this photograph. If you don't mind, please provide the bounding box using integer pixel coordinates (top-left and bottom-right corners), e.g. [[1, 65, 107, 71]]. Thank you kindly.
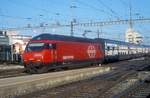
[[22, 34, 150, 73], [23, 34, 104, 73]]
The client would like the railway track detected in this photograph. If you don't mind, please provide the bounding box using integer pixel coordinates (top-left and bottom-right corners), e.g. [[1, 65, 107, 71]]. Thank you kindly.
[[0, 68, 28, 79], [18, 71, 141, 98], [71, 71, 136, 98], [130, 82, 150, 98], [0, 57, 149, 98], [0, 60, 130, 79], [18, 57, 150, 98], [120, 73, 150, 98], [18, 70, 135, 98], [0, 57, 146, 79]]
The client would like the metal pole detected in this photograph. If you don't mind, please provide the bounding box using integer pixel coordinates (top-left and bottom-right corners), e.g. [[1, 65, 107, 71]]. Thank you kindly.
[[71, 21, 74, 36], [11, 45, 14, 62], [97, 29, 100, 38], [129, 0, 133, 28]]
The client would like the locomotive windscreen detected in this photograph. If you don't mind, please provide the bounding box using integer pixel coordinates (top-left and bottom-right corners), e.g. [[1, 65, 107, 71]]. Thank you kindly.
[[26, 42, 45, 52], [26, 42, 55, 52]]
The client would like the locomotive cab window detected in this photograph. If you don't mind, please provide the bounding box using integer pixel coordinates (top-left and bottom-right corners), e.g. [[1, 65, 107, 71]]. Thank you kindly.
[[26, 42, 57, 52]]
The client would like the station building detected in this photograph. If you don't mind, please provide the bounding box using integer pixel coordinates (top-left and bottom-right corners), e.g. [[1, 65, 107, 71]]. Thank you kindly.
[[0, 30, 31, 62], [0, 30, 31, 54]]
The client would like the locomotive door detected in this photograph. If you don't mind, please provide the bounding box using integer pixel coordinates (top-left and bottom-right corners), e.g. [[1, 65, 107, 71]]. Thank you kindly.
[[52, 44, 57, 63]]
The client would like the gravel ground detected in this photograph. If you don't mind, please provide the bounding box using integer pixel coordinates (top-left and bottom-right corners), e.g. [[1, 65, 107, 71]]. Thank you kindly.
[[18, 57, 150, 98]]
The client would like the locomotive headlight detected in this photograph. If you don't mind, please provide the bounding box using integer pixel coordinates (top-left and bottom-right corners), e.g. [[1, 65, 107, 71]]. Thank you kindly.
[[24, 60, 27, 62]]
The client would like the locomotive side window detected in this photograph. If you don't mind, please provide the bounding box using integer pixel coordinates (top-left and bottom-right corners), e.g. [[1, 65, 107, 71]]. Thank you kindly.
[[44, 43, 56, 49], [49, 44, 53, 49], [44, 43, 50, 49]]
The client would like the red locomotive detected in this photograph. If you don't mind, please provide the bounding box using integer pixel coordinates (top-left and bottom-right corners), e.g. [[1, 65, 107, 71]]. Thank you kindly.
[[23, 34, 104, 73], [23, 33, 150, 73]]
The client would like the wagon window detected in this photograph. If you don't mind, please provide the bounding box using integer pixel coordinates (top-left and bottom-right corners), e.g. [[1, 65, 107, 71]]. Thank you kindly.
[[107, 46, 110, 51], [112, 47, 115, 51]]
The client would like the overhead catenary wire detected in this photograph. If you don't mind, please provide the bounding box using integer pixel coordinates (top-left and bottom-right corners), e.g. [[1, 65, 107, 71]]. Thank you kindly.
[[97, 0, 121, 19], [119, 0, 145, 28], [5, 0, 69, 24], [119, 0, 129, 7], [75, 0, 114, 18], [0, 14, 32, 20], [0, 0, 149, 39], [6, 0, 56, 16]]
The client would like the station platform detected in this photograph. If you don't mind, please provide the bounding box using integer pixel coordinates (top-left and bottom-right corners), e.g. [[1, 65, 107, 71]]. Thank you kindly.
[[0, 66, 111, 98], [0, 64, 23, 70]]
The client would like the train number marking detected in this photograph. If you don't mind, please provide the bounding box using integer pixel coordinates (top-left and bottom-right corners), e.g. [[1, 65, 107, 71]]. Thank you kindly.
[[87, 45, 96, 58], [63, 56, 74, 60]]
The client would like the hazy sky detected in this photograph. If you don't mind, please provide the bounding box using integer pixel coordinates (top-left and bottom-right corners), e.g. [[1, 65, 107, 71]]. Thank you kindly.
[[0, 0, 150, 44]]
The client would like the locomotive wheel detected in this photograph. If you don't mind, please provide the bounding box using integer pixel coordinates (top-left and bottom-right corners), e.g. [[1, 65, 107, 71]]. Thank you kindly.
[[27, 66, 49, 74]]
